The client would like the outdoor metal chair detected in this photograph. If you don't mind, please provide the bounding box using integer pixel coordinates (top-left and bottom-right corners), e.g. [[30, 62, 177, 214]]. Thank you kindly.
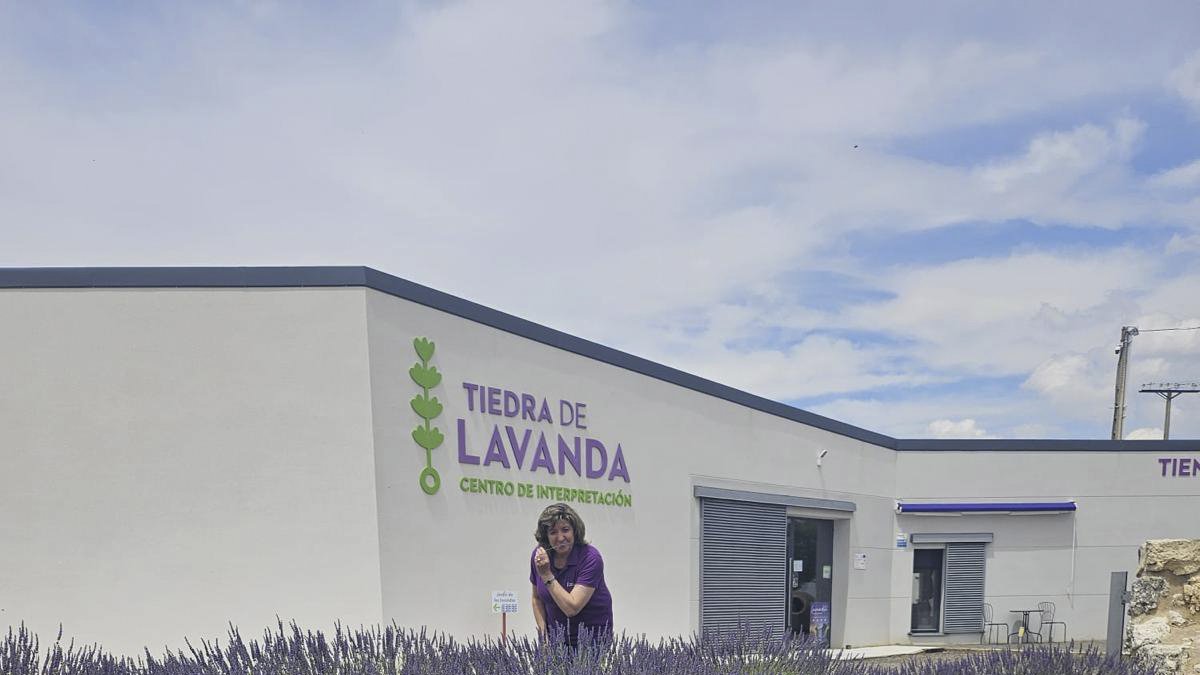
[[981, 603, 1009, 644], [1037, 601, 1067, 642]]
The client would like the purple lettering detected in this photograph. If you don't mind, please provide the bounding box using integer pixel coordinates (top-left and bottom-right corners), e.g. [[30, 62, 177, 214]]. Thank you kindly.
[[585, 438, 608, 479], [530, 435, 555, 474], [1182, 460, 1192, 477], [1193, 459, 1200, 477], [1160, 457, 1173, 476], [538, 400, 553, 424], [457, 419, 479, 465], [521, 394, 536, 421], [483, 426, 510, 468], [503, 390, 520, 417], [608, 444, 630, 482], [558, 435, 582, 477], [462, 382, 478, 411], [560, 400, 575, 426], [487, 387, 501, 415], [575, 403, 587, 430], [506, 426, 532, 469]]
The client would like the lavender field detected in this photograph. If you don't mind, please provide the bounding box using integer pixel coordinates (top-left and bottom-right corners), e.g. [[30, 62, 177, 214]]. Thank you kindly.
[[0, 622, 1155, 675]]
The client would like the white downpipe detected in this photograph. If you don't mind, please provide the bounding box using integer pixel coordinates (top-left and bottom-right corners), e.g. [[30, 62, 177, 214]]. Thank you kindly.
[[1067, 509, 1078, 606]]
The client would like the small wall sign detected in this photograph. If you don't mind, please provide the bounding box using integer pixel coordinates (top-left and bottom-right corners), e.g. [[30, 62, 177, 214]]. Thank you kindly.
[[854, 552, 868, 570], [491, 590, 518, 614]]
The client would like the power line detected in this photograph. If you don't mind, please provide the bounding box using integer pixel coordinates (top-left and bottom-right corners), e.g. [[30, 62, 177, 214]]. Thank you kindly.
[[1110, 324, 1200, 440]]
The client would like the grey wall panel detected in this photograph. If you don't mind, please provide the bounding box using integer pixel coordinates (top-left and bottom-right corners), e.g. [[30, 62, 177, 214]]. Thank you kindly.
[[700, 498, 787, 636], [0, 288, 382, 656]]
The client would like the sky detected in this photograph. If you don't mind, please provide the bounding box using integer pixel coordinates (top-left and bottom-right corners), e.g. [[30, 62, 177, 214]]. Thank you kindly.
[[2, 1, 1199, 440]]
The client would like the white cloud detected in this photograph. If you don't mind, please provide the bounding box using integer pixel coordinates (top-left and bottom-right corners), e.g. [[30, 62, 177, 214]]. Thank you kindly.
[[1166, 233, 1200, 254], [925, 418, 993, 438], [978, 118, 1143, 195], [1149, 159, 1200, 190], [659, 331, 945, 401], [1025, 354, 1093, 396], [1126, 427, 1164, 440], [811, 392, 1043, 438], [1128, 314, 1200, 358], [1168, 49, 1200, 113], [839, 249, 1155, 373]]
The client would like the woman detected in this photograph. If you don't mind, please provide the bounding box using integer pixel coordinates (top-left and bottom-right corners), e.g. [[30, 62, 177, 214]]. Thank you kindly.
[[529, 503, 613, 645]]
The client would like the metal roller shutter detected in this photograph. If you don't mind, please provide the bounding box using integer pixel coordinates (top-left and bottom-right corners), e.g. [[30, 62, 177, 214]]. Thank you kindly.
[[942, 542, 986, 633], [699, 498, 787, 637]]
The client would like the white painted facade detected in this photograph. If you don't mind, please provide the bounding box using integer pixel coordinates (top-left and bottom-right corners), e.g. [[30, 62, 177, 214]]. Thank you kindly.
[[2, 270, 1198, 656]]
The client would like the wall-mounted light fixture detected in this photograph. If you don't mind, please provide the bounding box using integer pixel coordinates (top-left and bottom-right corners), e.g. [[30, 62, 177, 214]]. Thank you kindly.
[[816, 448, 829, 467]]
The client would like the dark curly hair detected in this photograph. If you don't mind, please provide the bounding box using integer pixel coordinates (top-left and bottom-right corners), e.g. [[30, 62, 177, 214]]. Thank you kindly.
[[534, 502, 588, 549]]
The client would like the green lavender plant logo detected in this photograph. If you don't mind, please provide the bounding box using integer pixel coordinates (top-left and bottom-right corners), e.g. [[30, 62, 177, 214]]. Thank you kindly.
[[409, 337, 444, 495]]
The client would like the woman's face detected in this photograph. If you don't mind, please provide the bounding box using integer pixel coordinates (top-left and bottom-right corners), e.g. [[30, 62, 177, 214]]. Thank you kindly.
[[546, 518, 574, 554]]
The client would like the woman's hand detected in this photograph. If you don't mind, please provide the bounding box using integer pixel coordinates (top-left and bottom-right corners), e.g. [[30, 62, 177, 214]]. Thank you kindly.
[[534, 547, 552, 580]]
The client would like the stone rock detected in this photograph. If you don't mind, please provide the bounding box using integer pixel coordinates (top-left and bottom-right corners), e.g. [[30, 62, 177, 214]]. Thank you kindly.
[[1143, 645, 1186, 673], [1130, 541, 1200, 673], [1131, 617, 1172, 650], [1133, 576, 1172, 616], [1143, 540, 1200, 576], [1185, 575, 1200, 614]]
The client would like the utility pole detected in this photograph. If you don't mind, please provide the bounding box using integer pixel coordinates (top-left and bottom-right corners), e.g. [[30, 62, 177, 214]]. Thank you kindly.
[[1139, 383, 1200, 440], [1111, 326, 1139, 440]]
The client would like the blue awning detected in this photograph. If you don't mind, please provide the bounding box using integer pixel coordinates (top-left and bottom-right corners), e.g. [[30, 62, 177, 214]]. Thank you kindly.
[[896, 501, 1076, 514]]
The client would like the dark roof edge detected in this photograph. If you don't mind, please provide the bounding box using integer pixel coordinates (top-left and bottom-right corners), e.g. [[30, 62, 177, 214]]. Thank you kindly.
[[361, 267, 898, 448], [0, 266, 368, 288], [895, 439, 1200, 452], [3, 267, 1197, 452], [0, 265, 896, 448]]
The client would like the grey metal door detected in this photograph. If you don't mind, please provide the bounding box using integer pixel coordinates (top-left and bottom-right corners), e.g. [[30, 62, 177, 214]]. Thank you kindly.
[[942, 542, 986, 633], [699, 497, 787, 636]]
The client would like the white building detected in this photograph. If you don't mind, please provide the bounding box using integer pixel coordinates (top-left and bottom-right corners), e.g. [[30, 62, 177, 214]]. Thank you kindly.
[[2, 266, 1197, 656]]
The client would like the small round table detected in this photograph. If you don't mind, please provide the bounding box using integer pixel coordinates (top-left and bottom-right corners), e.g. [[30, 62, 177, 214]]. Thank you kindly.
[[1008, 609, 1042, 643]]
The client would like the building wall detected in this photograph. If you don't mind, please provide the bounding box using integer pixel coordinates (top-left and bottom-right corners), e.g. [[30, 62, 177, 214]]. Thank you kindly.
[[3, 280, 1197, 654], [363, 288, 901, 647], [0, 288, 384, 656], [894, 451, 1200, 642]]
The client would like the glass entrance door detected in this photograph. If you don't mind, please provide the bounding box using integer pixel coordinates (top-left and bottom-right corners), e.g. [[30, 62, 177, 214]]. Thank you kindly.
[[787, 518, 833, 644], [911, 548, 944, 633]]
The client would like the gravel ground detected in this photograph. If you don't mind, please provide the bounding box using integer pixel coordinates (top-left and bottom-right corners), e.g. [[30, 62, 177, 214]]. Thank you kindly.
[[856, 649, 959, 667], [860, 641, 1110, 667]]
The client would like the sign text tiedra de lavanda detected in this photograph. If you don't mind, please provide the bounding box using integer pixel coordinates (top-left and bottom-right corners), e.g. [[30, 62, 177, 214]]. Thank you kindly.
[[460, 477, 632, 508], [456, 382, 631, 483]]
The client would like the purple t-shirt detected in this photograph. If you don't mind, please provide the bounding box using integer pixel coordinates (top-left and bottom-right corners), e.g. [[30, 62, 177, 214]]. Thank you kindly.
[[529, 543, 613, 643]]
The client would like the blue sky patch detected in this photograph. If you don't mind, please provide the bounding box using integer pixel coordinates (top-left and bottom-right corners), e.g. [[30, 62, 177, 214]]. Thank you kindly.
[[827, 220, 1181, 269]]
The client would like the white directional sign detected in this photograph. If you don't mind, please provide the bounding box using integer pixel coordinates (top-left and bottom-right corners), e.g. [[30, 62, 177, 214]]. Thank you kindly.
[[491, 590, 519, 614]]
